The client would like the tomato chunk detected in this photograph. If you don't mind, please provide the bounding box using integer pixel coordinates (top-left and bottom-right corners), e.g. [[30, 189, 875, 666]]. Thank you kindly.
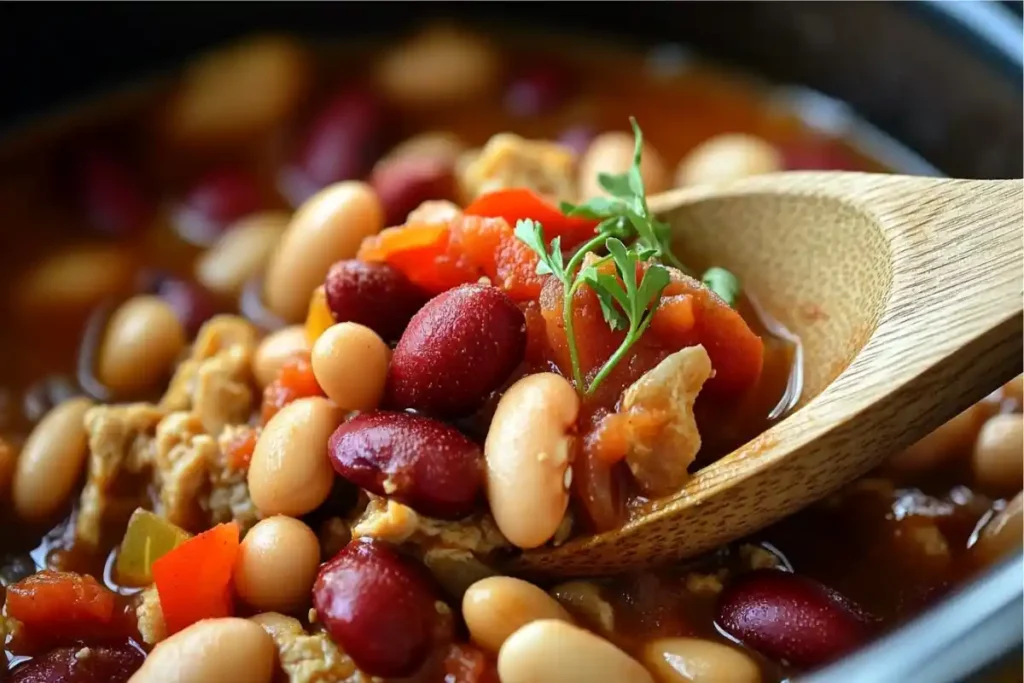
[[464, 188, 598, 248], [261, 353, 324, 424], [151, 521, 240, 634], [6, 571, 117, 641], [357, 222, 481, 295]]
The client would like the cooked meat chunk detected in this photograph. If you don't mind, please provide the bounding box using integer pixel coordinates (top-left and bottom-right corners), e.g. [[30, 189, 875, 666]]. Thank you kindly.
[[135, 585, 167, 646], [619, 345, 713, 497], [251, 612, 368, 683], [458, 133, 577, 204]]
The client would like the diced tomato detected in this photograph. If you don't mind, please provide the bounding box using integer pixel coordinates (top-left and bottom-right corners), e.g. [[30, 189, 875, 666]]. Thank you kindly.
[[151, 521, 240, 635], [261, 353, 324, 424], [464, 188, 598, 249], [450, 215, 545, 301], [223, 426, 259, 470], [6, 571, 118, 642], [357, 222, 481, 295]]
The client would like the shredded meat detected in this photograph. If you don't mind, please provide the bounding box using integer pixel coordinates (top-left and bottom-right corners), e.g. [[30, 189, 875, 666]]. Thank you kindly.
[[458, 133, 577, 204], [75, 316, 261, 546], [251, 613, 367, 683], [135, 585, 166, 646], [619, 345, 713, 496]]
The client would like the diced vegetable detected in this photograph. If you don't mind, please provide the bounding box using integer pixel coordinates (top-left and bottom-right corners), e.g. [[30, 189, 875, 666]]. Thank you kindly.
[[151, 521, 241, 634], [115, 508, 192, 587], [223, 426, 260, 470], [305, 285, 335, 344], [357, 222, 481, 295], [6, 571, 117, 640], [261, 353, 324, 424], [464, 188, 598, 248]]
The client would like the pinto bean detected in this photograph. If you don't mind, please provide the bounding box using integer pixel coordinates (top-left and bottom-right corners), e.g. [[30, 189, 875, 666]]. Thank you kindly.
[[463, 576, 573, 653], [128, 617, 275, 683], [13, 397, 94, 522], [264, 181, 384, 322], [248, 397, 341, 516], [498, 620, 654, 683], [484, 373, 579, 548]]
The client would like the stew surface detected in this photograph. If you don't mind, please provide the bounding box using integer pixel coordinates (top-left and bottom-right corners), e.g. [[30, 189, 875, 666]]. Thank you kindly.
[[0, 25, 1020, 683]]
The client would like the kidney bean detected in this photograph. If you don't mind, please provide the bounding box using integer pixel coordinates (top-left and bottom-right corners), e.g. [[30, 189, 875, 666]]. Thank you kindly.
[[280, 89, 384, 207], [504, 64, 573, 118], [371, 156, 456, 227], [329, 411, 484, 519], [174, 168, 263, 245], [73, 146, 153, 238], [9, 643, 144, 683], [324, 260, 426, 342], [313, 539, 442, 678], [717, 570, 872, 669], [387, 284, 526, 417]]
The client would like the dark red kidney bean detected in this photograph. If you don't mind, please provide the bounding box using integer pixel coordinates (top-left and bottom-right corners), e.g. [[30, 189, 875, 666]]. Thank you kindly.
[[9, 643, 144, 683], [717, 570, 873, 669], [279, 89, 384, 207], [313, 539, 441, 678], [504, 64, 573, 118], [138, 271, 218, 336], [557, 125, 597, 157], [73, 147, 153, 238], [371, 157, 455, 227], [329, 411, 484, 519], [324, 260, 426, 342], [174, 167, 263, 245], [386, 284, 526, 417]]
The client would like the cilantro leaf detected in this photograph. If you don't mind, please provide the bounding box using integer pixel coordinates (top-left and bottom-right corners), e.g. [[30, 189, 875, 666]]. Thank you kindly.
[[702, 266, 742, 307]]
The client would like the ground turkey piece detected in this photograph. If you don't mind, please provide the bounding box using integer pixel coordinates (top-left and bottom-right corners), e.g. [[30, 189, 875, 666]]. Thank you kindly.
[[457, 133, 577, 204], [251, 612, 369, 683], [135, 585, 166, 646], [75, 315, 260, 545]]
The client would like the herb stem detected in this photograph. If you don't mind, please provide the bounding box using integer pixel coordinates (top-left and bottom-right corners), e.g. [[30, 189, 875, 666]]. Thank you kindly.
[[585, 308, 657, 396], [561, 233, 610, 390]]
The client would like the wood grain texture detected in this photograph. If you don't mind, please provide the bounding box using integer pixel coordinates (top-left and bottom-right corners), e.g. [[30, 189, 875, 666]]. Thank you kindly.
[[512, 172, 1023, 577]]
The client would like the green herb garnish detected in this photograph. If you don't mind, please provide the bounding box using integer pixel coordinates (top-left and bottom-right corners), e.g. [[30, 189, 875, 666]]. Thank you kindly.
[[514, 118, 741, 395]]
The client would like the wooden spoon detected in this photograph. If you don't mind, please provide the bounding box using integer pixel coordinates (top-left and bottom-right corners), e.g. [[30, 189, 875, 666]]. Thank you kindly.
[[512, 172, 1022, 577]]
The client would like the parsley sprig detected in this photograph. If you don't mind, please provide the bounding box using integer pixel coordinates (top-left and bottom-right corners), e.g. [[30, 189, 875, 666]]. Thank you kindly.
[[514, 118, 741, 395]]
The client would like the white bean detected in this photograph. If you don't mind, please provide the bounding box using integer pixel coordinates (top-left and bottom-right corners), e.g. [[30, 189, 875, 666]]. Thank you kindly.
[[498, 620, 654, 683], [972, 413, 1023, 497], [675, 133, 782, 187], [484, 373, 579, 549], [234, 516, 321, 613], [248, 397, 340, 516], [128, 617, 275, 683], [264, 181, 383, 322], [13, 397, 93, 522], [253, 325, 310, 388], [15, 246, 134, 315], [463, 576, 573, 654], [97, 296, 186, 396], [196, 212, 289, 297], [642, 637, 761, 683], [311, 323, 389, 412], [579, 132, 669, 200]]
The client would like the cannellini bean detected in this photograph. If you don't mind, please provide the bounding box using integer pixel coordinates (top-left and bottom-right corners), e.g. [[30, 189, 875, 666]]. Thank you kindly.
[[234, 516, 321, 613], [888, 401, 997, 475], [579, 131, 669, 200], [463, 576, 573, 653], [484, 373, 579, 549], [264, 181, 384, 322], [128, 617, 275, 683], [253, 325, 310, 388], [196, 212, 289, 297], [374, 25, 500, 108], [972, 492, 1023, 566], [498, 620, 654, 683], [248, 397, 341, 516], [675, 133, 782, 187], [642, 637, 762, 683], [96, 296, 187, 396], [15, 246, 134, 315], [12, 397, 93, 521], [972, 414, 1023, 497], [311, 323, 389, 412], [163, 36, 310, 148]]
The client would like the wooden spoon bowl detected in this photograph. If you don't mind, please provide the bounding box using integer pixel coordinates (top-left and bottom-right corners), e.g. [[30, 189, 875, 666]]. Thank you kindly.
[[512, 172, 1022, 577]]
